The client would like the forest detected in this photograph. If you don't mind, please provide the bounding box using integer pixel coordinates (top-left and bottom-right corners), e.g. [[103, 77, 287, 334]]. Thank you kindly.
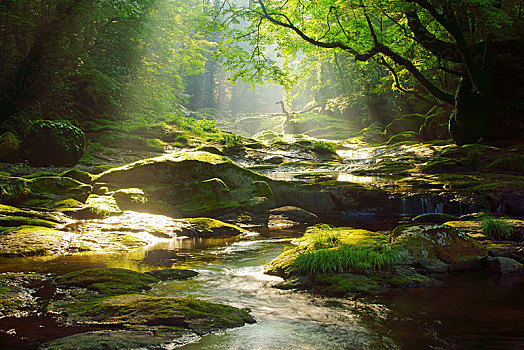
[[0, 0, 523, 349]]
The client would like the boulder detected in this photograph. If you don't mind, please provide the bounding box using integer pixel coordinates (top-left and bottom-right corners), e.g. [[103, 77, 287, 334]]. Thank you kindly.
[[21, 120, 85, 166], [391, 224, 487, 271], [0, 132, 19, 163], [95, 152, 273, 217], [486, 256, 524, 274], [268, 206, 320, 230]]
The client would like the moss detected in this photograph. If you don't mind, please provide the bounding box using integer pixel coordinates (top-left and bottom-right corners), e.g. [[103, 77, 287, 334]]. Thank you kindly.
[[251, 180, 273, 199], [0, 215, 58, 228], [185, 218, 245, 237], [391, 224, 487, 265], [51, 198, 84, 209], [0, 225, 66, 257], [56, 268, 159, 295], [388, 268, 437, 288], [413, 213, 458, 224], [0, 204, 60, 222], [71, 294, 255, 331], [312, 273, 384, 295], [21, 171, 58, 179], [60, 169, 93, 183], [27, 176, 92, 202], [64, 194, 121, 219]]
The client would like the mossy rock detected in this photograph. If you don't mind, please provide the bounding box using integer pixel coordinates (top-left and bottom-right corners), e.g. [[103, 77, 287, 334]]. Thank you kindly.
[[195, 145, 224, 155], [41, 330, 188, 350], [412, 213, 458, 224], [55, 268, 159, 295], [268, 206, 320, 229], [310, 273, 386, 296], [94, 152, 269, 212], [0, 204, 63, 222], [0, 226, 68, 257], [27, 176, 92, 203], [391, 224, 487, 268], [60, 169, 93, 184], [64, 194, 122, 219], [0, 132, 19, 163], [0, 215, 58, 228], [352, 161, 414, 175], [21, 120, 85, 166], [0, 223, 146, 257], [113, 188, 148, 210], [65, 294, 255, 333], [181, 218, 245, 238], [51, 198, 84, 210]]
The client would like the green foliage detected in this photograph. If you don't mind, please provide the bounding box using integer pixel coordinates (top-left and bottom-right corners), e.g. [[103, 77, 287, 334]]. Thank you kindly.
[[311, 141, 337, 153], [481, 216, 513, 240], [221, 134, 244, 148], [0, 184, 30, 205], [300, 224, 342, 248], [293, 245, 398, 275]]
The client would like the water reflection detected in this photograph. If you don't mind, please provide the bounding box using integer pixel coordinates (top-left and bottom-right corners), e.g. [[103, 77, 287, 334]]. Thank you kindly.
[[266, 171, 390, 184]]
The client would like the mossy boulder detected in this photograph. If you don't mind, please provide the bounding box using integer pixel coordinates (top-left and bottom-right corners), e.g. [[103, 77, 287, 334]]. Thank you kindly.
[[391, 224, 487, 272], [179, 217, 245, 238], [0, 226, 68, 257], [413, 213, 458, 224], [27, 176, 92, 203], [268, 206, 320, 230], [60, 169, 93, 184], [0, 203, 63, 223], [0, 132, 19, 163], [21, 120, 85, 166], [0, 215, 58, 228], [94, 151, 263, 186], [57, 294, 255, 335], [64, 194, 122, 219], [0, 223, 147, 257], [55, 268, 159, 295], [96, 152, 273, 216], [0, 175, 91, 205]]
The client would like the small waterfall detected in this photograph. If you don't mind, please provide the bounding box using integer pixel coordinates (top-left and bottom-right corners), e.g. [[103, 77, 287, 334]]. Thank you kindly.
[[395, 194, 479, 217]]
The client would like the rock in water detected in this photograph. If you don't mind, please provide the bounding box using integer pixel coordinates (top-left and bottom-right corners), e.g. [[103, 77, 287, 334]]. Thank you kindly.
[[391, 224, 487, 272], [21, 120, 85, 166]]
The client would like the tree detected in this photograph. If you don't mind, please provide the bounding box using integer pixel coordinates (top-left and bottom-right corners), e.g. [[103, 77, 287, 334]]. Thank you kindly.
[[216, 0, 524, 144]]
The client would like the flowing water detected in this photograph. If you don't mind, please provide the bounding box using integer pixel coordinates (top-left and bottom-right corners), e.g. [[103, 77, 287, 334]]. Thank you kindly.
[[2, 229, 523, 349]]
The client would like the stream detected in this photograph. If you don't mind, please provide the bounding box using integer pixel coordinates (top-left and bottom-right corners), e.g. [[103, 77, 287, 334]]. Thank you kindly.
[[1, 228, 523, 349]]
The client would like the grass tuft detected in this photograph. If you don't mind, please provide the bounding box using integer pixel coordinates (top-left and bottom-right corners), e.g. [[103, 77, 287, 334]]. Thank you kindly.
[[481, 216, 513, 240], [300, 224, 342, 248], [292, 245, 398, 275]]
